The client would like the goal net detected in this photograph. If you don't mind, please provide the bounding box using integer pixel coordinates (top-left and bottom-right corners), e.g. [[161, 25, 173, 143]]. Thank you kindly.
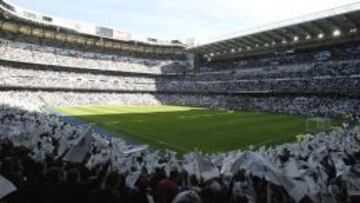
[[306, 117, 331, 133]]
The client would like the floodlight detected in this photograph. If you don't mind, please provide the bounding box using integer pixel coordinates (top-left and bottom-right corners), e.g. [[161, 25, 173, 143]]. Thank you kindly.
[[318, 33, 324, 39], [350, 28, 357, 33], [333, 29, 341, 37], [293, 36, 299, 42]]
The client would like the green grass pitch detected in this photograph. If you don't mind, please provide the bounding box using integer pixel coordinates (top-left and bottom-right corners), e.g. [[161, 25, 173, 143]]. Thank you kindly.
[[53, 105, 322, 154]]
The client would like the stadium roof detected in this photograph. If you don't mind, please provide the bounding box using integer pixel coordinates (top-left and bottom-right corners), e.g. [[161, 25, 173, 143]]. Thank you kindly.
[[0, 0, 186, 55], [188, 2, 360, 61], [0, 0, 186, 47], [1, 0, 360, 58]]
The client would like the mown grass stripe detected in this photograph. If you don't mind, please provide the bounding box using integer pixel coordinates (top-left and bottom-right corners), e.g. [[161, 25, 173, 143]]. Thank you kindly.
[[53, 105, 337, 154]]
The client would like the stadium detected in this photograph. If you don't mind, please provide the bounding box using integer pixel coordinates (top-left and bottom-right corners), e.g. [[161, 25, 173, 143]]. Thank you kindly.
[[0, 0, 360, 202]]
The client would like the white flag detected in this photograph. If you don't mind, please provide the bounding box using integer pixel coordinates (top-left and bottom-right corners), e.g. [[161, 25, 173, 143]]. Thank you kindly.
[[196, 156, 220, 181], [0, 175, 17, 199], [183, 153, 219, 181], [126, 172, 141, 188], [63, 132, 93, 163], [284, 159, 302, 178]]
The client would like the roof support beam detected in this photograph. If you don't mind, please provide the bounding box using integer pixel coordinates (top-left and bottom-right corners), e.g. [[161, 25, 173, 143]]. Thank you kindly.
[[232, 40, 248, 50], [343, 14, 358, 28], [332, 15, 357, 33], [346, 13, 360, 27], [297, 24, 318, 37], [267, 30, 288, 41], [287, 26, 310, 39], [238, 38, 256, 48], [256, 33, 277, 44], [310, 21, 329, 34], [221, 40, 243, 52], [303, 22, 324, 36]]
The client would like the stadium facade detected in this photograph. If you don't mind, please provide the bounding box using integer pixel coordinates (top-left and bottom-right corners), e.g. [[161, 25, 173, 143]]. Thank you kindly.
[[1, 1, 360, 202], [0, 0, 359, 120]]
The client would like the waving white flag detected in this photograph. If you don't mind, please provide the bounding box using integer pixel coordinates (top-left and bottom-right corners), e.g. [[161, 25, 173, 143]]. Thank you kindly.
[[0, 175, 17, 199], [63, 132, 93, 163], [183, 153, 219, 181]]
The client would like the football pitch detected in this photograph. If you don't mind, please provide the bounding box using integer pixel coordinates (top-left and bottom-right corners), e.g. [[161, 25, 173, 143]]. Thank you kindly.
[[53, 105, 323, 154]]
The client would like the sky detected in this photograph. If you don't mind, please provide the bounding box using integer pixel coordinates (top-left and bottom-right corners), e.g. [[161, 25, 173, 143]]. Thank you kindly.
[[7, 0, 360, 43]]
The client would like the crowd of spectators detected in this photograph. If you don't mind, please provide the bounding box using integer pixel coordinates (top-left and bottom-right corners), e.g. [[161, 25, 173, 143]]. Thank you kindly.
[[1, 104, 360, 203], [0, 37, 359, 100], [188, 60, 360, 81], [0, 37, 186, 74], [0, 23, 360, 203], [0, 91, 164, 108], [202, 45, 360, 71], [1, 56, 359, 95], [0, 66, 161, 91], [0, 46, 359, 119], [0, 92, 359, 120]]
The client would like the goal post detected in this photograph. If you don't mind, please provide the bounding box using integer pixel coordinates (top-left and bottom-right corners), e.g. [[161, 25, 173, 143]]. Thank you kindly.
[[306, 117, 331, 133]]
